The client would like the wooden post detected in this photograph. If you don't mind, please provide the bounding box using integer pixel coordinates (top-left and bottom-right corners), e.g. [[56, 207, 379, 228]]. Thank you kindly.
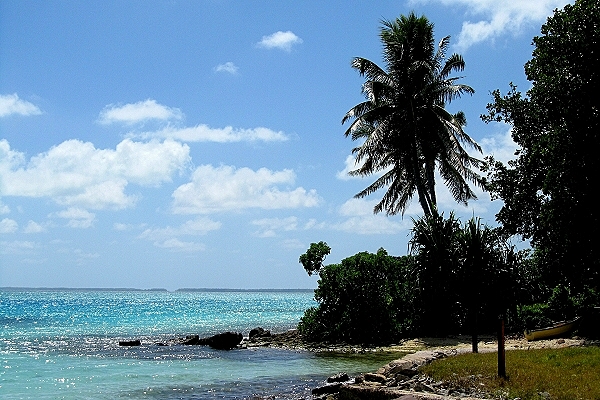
[[472, 309, 478, 353], [498, 315, 506, 378]]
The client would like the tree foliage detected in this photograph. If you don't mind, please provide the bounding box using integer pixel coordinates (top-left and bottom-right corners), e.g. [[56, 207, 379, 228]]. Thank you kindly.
[[298, 248, 415, 344], [298, 241, 331, 276], [298, 215, 519, 343], [342, 12, 483, 217], [482, 0, 600, 292], [409, 212, 518, 336]]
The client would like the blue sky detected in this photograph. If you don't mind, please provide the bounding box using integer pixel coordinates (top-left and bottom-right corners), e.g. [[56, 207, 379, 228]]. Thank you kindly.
[[0, 0, 569, 290]]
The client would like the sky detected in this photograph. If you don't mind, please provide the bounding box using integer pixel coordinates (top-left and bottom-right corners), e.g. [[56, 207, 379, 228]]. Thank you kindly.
[[0, 0, 571, 290]]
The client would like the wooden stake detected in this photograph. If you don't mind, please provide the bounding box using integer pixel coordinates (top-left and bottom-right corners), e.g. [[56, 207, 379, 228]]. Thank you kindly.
[[498, 315, 506, 378]]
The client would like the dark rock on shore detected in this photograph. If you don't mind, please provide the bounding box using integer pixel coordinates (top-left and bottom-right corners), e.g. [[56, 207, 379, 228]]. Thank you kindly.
[[327, 373, 350, 383], [243, 328, 305, 348], [199, 331, 243, 350], [249, 327, 271, 341], [148, 332, 243, 349], [119, 339, 141, 346]]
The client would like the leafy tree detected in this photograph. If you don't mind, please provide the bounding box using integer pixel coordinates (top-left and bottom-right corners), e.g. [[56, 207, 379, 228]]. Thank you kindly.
[[298, 246, 415, 344], [457, 217, 517, 350], [409, 213, 518, 337], [299, 241, 331, 276], [342, 12, 483, 216], [409, 211, 462, 335], [482, 0, 600, 293]]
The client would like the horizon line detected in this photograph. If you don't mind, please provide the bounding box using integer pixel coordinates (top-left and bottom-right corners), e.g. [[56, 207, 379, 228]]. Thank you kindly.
[[0, 286, 315, 293]]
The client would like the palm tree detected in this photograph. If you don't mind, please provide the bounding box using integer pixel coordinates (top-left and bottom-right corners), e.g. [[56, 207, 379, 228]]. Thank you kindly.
[[342, 13, 483, 216]]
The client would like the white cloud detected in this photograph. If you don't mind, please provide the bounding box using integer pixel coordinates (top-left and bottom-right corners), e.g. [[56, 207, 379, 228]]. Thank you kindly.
[[333, 198, 411, 235], [139, 217, 221, 252], [412, 0, 569, 51], [172, 165, 321, 214], [480, 127, 519, 164], [154, 238, 206, 252], [0, 240, 36, 255], [140, 217, 222, 241], [336, 155, 359, 180], [336, 154, 390, 181], [0, 218, 18, 233], [214, 62, 239, 74], [73, 248, 100, 265], [252, 216, 299, 237], [134, 124, 289, 143], [0, 93, 42, 117], [24, 220, 46, 233], [0, 139, 190, 210], [98, 99, 183, 125], [281, 238, 306, 250], [52, 208, 96, 229], [257, 31, 303, 52], [0, 201, 9, 215]]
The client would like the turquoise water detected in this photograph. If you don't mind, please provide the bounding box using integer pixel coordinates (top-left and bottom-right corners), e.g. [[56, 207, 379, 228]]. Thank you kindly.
[[1, 289, 400, 399]]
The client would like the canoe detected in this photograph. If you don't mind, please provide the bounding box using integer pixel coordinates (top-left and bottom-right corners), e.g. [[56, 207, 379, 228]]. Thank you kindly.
[[524, 317, 580, 341]]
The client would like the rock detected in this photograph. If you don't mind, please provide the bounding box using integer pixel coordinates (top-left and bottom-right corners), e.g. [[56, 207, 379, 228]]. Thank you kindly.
[[363, 373, 387, 383], [118, 339, 141, 346], [312, 382, 342, 395], [249, 327, 271, 341], [327, 372, 350, 383], [338, 384, 398, 400], [382, 363, 419, 379], [199, 331, 243, 350]]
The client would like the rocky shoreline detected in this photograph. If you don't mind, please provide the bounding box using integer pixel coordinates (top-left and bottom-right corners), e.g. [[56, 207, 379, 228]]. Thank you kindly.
[[307, 336, 591, 400], [118, 328, 593, 399]]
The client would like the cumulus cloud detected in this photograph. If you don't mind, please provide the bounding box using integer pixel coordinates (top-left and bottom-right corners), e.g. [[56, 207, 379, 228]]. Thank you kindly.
[[257, 31, 303, 51], [24, 220, 46, 233], [0, 93, 42, 117], [336, 154, 390, 181], [0, 240, 36, 255], [52, 208, 96, 229], [336, 155, 359, 181], [480, 127, 519, 164], [139, 217, 221, 252], [172, 165, 321, 214], [0, 218, 18, 233], [133, 124, 289, 143], [411, 0, 569, 50], [252, 216, 299, 237], [98, 99, 183, 125], [333, 198, 410, 235], [0, 138, 190, 210], [214, 62, 239, 74]]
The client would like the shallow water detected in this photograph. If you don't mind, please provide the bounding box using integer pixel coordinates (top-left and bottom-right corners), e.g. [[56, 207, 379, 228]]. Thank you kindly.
[[1, 289, 403, 399]]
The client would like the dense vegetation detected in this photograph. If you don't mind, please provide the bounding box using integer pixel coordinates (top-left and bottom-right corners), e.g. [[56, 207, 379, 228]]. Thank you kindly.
[[298, 0, 600, 345], [482, 0, 600, 295], [299, 214, 523, 344]]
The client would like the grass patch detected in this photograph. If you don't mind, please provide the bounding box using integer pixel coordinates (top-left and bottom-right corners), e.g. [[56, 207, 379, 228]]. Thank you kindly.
[[419, 346, 600, 400]]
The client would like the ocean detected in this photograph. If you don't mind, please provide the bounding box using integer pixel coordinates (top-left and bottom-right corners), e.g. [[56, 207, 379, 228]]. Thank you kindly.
[[1, 289, 402, 399]]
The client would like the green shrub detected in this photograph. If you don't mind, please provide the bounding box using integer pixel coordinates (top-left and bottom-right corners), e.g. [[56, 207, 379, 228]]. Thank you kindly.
[[298, 248, 415, 345], [518, 303, 552, 330]]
